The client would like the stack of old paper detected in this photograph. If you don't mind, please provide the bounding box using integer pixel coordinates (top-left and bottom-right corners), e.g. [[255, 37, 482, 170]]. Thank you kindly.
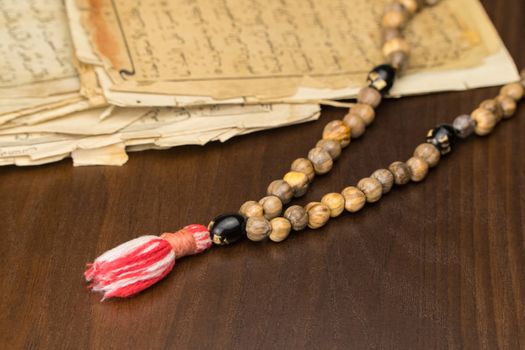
[[0, 0, 519, 167]]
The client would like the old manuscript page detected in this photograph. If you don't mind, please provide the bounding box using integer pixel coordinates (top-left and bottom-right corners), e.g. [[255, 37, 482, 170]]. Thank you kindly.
[[77, 0, 518, 103], [0, 0, 81, 97], [0, 0, 107, 129], [0, 103, 320, 166]]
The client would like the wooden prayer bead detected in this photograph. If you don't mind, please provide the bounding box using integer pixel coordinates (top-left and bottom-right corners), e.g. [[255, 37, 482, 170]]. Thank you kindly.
[[388, 161, 411, 185], [343, 113, 366, 138], [284, 205, 308, 231], [357, 177, 383, 203], [322, 120, 351, 148], [382, 5, 408, 29], [349, 103, 376, 125], [269, 217, 292, 243], [316, 139, 342, 160], [308, 147, 333, 175], [479, 99, 503, 121], [496, 95, 517, 118], [283, 171, 309, 197], [259, 195, 283, 220], [388, 51, 409, 71], [453, 114, 475, 139], [321, 192, 345, 217], [341, 186, 366, 212], [383, 28, 402, 42], [239, 200, 264, 218], [471, 107, 497, 135], [370, 169, 394, 194], [267, 179, 293, 204], [357, 87, 382, 108], [305, 202, 330, 229], [246, 216, 271, 242], [399, 0, 419, 14], [500, 82, 524, 101], [291, 158, 315, 182], [414, 143, 440, 167], [406, 156, 429, 182], [383, 37, 411, 58]]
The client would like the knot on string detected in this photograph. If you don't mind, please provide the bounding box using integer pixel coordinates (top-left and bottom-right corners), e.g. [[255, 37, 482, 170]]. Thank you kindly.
[[161, 224, 212, 257]]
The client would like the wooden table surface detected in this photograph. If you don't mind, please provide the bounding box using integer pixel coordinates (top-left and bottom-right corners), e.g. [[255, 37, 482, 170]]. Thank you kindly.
[[1, 1, 524, 349]]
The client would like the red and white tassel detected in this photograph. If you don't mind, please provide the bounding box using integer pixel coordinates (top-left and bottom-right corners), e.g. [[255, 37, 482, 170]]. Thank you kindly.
[[85, 224, 212, 300]]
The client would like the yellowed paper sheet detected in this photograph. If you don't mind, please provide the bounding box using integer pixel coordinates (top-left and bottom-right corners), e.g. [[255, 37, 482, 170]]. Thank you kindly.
[[0, 103, 320, 166], [76, 0, 518, 103], [0, 0, 81, 97], [72, 143, 128, 166], [0, 94, 87, 125], [0, 0, 107, 129], [0, 93, 80, 116], [75, 60, 106, 105], [4, 153, 69, 167], [0, 107, 145, 136], [0, 98, 104, 128]]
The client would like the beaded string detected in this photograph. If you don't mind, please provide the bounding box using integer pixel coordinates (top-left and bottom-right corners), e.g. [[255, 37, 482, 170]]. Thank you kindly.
[[84, 0, 525, 300], [226, 0, 432, 243], [239, 79, 524, 242]]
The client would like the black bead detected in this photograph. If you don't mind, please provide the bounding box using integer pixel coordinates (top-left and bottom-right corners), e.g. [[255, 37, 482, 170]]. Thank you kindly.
[[209, 214, 246, 245], [367, 64, 397, 95], [426, 124, 458, 155]]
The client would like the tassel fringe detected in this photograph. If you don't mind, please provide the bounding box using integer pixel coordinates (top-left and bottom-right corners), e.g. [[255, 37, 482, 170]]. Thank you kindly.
[[85, 225, 212, 300]]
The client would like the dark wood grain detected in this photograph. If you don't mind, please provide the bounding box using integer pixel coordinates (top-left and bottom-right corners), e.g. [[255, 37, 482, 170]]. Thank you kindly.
[[1, 1, 524, 348]]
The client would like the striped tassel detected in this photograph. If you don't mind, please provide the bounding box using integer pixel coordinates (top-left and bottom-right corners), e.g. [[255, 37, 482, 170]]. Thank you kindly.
[[85, 224, 212, 300]]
